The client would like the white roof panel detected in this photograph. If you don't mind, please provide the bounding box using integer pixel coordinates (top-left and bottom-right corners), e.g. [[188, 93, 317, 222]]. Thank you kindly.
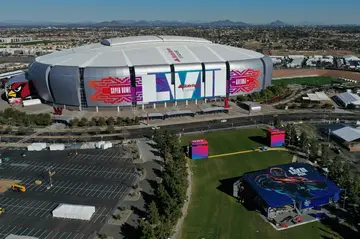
[[186, 45, 222, 62], [157, 46, 199, 64], [124, 48, 166, 66], [36, 35, 264, 67], [209, 45, 262, 61], [315, 92, 331, 101], [337, 92, 360, 105], [332, 126, 360, 142]]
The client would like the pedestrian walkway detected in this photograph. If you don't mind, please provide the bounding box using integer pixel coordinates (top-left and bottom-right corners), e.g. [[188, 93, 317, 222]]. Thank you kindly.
[[208, 147, 288, 159]]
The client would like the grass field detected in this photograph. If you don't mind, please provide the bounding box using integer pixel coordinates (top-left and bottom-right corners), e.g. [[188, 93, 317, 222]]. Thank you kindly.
[[180, 128, 340, 239], [272, 76, 343, 86]]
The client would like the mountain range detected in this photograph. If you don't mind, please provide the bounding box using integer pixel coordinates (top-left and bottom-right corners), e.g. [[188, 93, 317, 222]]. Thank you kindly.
[[0, 19, 350, 27]]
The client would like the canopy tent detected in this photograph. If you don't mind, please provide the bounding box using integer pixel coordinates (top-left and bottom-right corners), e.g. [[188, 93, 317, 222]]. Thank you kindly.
[[5, 235, 39, 239], [52, 203, 95, 220], [242, 163, 341, 209]]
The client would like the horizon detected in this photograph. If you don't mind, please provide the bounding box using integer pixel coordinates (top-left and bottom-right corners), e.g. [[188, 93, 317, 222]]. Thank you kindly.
[[0, 0, 359, 25]]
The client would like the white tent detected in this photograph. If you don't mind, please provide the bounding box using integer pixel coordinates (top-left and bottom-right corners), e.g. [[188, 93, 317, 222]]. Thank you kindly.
[[5, 235, 39, 239], [52, 204, 95, 220], [49, 144, 65, 151]]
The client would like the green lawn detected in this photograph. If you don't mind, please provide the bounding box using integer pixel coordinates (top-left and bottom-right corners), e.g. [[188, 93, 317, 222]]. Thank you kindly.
[[272, 76, 343, 86], [180, 128, 340, 239]]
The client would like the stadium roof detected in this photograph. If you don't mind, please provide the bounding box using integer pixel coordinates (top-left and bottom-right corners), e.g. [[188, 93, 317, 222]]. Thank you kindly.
[[335, 92, 360, 106], [35, 35, 264, 67], [242, 163, 341, 208]]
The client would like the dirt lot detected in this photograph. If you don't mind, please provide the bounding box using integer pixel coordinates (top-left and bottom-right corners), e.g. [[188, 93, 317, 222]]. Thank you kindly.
[[0, 179, 20, 193], [273, 69, 360, 81]]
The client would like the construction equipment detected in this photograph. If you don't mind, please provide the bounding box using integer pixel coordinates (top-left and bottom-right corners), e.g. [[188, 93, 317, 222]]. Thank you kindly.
[[0, 207, 4, 215], [11, 184, 26, 192]]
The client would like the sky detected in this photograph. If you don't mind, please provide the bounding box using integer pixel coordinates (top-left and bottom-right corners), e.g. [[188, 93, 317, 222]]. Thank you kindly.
[[0, 0, 359, 24]]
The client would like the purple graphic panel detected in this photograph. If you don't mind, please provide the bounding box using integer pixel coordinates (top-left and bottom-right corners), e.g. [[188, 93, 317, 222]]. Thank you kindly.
[[131, 76, 143, 103]]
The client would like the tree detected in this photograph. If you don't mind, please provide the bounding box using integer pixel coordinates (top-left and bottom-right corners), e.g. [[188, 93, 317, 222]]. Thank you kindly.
[[78, 117, 88, 127], [107, 116, 115, 126], [134, 116, 140, 124], [299, 132, 309, 152], [273, 116, 281, 128], [97, 117, 106, 126], [139, 220, 156, 239], [320, 144, 331, 167], [70, 118, 79, 127], [88, 119, 96, 127], [309, 139, 319, 159], [148, 201, 160, 225]]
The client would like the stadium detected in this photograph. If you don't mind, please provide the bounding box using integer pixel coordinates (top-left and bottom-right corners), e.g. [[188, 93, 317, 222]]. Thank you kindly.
[[15, 35, 273, 111]]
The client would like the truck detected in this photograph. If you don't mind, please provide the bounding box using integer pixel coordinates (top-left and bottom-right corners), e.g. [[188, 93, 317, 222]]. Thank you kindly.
[[11, 184, 26, 193]]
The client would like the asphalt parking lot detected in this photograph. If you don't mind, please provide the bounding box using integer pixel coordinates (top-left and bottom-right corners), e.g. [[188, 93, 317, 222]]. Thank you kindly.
[[0, 148, 138, 239]]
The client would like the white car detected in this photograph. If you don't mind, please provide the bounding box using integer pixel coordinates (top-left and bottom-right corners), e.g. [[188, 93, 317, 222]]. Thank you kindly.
[[220, 120, 227, 123], [151, 126, 160, 130]]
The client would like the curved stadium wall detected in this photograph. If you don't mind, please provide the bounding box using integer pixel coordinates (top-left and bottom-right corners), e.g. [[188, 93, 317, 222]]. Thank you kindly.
[[27, 36, 273, 111]]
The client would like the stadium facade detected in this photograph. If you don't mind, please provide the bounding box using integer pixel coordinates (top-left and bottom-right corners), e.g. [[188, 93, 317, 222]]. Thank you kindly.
[[26, 35, 273, 110]]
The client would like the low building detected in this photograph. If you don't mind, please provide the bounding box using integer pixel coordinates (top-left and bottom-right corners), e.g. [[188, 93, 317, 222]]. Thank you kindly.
[[302, 91, 332, 104], [333, 92, 360, 108], [331, 125, 360, 151], [233, 163, 341, 220], [240, 101, 261, 113]]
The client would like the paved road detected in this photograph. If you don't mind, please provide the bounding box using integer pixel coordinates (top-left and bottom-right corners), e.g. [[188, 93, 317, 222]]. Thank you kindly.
[[124, 112, 358, 139], [0, 112, 357, 144]]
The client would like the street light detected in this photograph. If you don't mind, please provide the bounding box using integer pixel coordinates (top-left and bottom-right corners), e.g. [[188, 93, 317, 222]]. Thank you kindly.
[[46, 167, 56, 189]]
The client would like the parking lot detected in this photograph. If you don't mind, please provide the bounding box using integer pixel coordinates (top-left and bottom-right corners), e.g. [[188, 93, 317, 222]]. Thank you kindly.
[[0, 148, 138, 239]]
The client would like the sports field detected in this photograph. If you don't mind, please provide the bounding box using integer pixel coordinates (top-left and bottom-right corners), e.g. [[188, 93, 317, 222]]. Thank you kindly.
[[272, 76, 342, 86], [180, 128, 340, 239]]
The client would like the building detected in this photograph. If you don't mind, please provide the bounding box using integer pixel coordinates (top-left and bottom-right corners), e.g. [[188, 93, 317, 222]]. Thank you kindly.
[[331, 125, 360, 151], [333, 91, 360, 108], [189, 139, 209, 160], [233, 163, 341, 219], [267, 128, 285, 147], [0, 37, 33, 44], [27, 35, 273, 111], [240, 101, 261, 113], [302, 91, 332, 104]]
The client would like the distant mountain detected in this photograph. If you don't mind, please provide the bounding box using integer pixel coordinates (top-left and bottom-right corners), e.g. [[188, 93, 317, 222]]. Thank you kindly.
[[204, 19, 249, 27], [0, 19, 356, 28], [269, 20, 288, 26]]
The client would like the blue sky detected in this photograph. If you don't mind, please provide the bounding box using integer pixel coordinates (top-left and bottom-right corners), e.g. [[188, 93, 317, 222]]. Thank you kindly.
[[0, 0, 359, 24]]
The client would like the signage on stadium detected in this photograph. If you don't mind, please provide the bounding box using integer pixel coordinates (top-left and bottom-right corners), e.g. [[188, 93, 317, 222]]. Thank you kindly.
[[166, 48, 183, 62], [229, 68, 261, 95], [178, 83, 200, 89], [288, 167, 308, 176], [88, 77, 133, 104]]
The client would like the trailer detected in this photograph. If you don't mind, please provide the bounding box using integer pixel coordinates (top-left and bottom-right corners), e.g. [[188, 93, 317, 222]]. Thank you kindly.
[[22, 99, 41, 107]]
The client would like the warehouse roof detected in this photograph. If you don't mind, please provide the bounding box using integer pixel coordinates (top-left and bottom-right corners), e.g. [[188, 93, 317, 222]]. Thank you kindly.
[[332, 126, 360, 142], [35, 35, 264, 67], [303, 92, 331, 102], [336, 92, 360, 106]]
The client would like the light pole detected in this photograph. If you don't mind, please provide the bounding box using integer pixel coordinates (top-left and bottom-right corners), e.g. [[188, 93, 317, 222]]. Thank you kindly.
[[46, 167, 56, 189]]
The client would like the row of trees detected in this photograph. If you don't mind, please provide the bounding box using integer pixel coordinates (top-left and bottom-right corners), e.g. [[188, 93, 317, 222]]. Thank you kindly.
[[0, 108, 52, 127], [139, 129, 188, 239], [70, 116, 140, 127], [276, 102, 334, 110], [236, 84, 290, 103], [284, 123, 360, 228]]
